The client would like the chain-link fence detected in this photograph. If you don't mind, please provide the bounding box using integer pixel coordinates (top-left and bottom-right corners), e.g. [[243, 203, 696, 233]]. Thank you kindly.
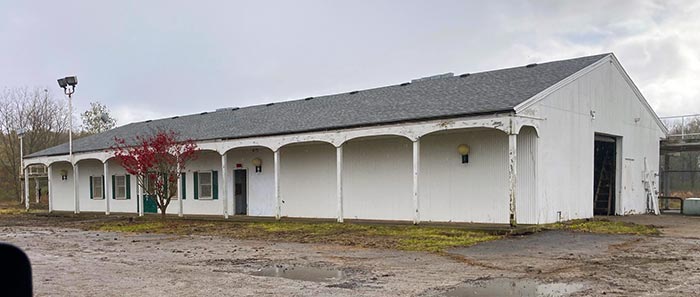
[[659, 114, 700, 212]]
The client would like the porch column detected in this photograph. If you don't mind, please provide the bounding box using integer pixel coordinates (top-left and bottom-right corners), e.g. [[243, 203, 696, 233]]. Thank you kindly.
[[274, 150, 281, 220], [47, 165, 53, 212], [73, 163, 80, 214], [104, 161, 110, 215], [412, 139, 420, 224], [35, 177, 40, 203], [508, 133, 518, 227], [336, 145, 344, 223], [24, 167, 29, 210], [177, 163, 183, 217], [137, 176, 144, 216], [221, 154, 229, 219]]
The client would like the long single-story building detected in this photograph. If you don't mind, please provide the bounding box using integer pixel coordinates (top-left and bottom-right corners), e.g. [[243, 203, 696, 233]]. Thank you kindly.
[[24, 53, 667, 225]]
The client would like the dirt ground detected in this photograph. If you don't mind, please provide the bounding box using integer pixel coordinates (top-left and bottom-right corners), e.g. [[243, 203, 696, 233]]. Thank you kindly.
[[1, 213, 700, 296]]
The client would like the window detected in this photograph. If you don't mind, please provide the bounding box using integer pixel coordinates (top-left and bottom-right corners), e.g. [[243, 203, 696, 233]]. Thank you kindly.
[[115, 176, 127, 199], [92, 176, 103, 199], [198, 172, 213, 199], [144, 173, 179, 199]]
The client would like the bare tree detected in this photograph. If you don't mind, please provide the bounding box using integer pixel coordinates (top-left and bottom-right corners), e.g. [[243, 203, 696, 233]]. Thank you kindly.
[[0, 87, 69, 202], [80, 101, 116, 134]]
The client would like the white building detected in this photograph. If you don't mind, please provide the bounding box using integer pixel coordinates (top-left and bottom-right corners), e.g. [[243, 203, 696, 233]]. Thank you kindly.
[[24, 53, 666, 225]]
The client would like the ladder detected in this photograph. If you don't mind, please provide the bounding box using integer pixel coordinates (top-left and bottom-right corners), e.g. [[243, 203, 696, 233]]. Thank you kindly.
[[643, 158, 660, 215]]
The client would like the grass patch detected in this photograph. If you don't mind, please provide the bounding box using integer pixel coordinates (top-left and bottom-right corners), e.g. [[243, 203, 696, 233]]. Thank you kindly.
[[87, 219, 501, 252], [548, 219, 659, 235]]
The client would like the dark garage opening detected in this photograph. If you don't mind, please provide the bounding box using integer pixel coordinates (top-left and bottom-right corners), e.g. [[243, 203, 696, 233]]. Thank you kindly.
[[594, 136, 617, 215]]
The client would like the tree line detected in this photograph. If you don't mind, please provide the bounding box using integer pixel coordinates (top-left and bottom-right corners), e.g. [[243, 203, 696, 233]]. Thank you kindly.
[[0, 87, 116, 202]]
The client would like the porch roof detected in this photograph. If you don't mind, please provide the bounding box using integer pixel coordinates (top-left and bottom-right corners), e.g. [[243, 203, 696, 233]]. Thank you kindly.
[[27, 53, 608, 158]]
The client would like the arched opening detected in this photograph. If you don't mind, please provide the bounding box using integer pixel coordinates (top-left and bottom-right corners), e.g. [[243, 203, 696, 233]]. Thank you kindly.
[[47, 161, 74, 212], [22, 162, 48, 208], [74, 158, 106, 213], [278, 141, 336, 219], [516, 125, 539, 224], [181, 149, 223, 216], [104, 157, 138, 214], [342, 135, 414, 221], [419, 127, 510, 223], [223, 146, 275, 216]]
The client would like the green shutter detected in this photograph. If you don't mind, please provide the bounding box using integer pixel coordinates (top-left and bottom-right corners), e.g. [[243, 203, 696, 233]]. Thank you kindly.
[[102, 175, 105, 199], [180, 172, 186, 200], [89, 176, 94, 199], [212, 171, 218, 200], [193, 171, 199, 199], [126, 175, 131, 199], [112, 175, 116, 199]]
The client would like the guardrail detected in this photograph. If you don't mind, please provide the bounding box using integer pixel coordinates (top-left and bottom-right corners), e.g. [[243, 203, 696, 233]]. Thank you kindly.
[[661, 114, 700, 140]]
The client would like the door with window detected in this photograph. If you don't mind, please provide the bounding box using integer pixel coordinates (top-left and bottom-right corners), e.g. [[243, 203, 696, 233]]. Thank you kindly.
[[234, 169, 247, 215], [142, 175, 158, 213]]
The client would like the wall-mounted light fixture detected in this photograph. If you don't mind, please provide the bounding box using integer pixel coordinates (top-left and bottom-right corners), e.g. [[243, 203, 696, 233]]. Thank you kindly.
[[60, 169, 68, 180], [252, 158, 262, 173], [457, 144, 470, 164]]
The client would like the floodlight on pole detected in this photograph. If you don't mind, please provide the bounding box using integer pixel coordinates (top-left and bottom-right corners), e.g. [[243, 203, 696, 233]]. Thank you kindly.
[[57, 76, 77, 157]]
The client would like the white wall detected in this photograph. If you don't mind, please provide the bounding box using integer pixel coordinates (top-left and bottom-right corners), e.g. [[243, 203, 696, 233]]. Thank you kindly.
[[527, 59, 665, 223], [177, 151, 224, 216], [225, 147, 275, 216], [49, 162, 74, 211], [343, 136, 413, 221], [516, 126, 539, 224], [76, 160, 106, 212], [105, 159, 138, 213], [419, 129, 510, 224], [279, 142, 336, 218]]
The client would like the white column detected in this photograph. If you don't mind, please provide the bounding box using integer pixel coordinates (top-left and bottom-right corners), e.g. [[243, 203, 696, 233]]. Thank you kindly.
[[412, 139, 420, 225], [177, 164, 183, 217], [35, 177, 40, 203], [73, 163, 80, 214], [508, 133, 518, 227], [336, 145, 344, 223], [137, 176, 144, 217], [274, 150, 281, 220], [221, 154, 229, 219], [24, 168, 29, 210], [104, 162, 110, 215], [47, 165, 53, 212]]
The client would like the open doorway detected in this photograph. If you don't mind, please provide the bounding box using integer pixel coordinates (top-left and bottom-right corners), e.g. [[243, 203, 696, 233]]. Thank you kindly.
[[234, 169, 248, 215], [594, 135, 617, 215]]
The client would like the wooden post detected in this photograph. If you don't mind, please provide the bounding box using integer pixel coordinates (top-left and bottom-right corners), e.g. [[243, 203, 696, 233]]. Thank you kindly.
[[221, 154, 229, 219], [73, 164, 80, 214], [412, 139, 420, 225], [137, 176, 144, 217], [104, 162, 110, 215], [274, 150, 281, 220], [508, 133, 518, 227], [336, 145, 344, 223], [177, 163, 183, 217], [24, 168, 29, 210], [47, 165, 53, 213]]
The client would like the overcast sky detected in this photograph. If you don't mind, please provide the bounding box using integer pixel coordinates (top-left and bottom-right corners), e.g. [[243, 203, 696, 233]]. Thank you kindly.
[[1, 0, 698, 126]]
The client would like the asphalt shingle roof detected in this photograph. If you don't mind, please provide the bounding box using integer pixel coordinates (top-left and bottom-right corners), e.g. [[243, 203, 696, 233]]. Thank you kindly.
[[27, 53, 609, 158]]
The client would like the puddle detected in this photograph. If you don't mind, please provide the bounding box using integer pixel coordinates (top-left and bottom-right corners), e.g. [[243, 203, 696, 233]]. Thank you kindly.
[[444, 279, 583, 297], [251, 266, 345, 282]]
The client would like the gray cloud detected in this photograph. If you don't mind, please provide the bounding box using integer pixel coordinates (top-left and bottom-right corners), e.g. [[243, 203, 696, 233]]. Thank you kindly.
[[0, 0, 697, 126]]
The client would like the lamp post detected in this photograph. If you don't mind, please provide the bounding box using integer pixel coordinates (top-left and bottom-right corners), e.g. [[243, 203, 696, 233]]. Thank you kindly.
[[57, 76, 78, 157], [17, 128, 27, 209]]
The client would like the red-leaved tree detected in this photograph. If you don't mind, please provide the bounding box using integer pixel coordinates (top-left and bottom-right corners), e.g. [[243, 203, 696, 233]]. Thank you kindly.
[[111, 130, 198, 218]]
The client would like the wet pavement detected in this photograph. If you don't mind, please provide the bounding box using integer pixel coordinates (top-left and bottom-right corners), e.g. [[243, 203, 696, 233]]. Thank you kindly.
[[444, 278, 584, 297]]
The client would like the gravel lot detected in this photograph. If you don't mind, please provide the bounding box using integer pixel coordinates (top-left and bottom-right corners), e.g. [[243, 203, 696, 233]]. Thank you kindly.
[[1, 213, 700, 296]]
